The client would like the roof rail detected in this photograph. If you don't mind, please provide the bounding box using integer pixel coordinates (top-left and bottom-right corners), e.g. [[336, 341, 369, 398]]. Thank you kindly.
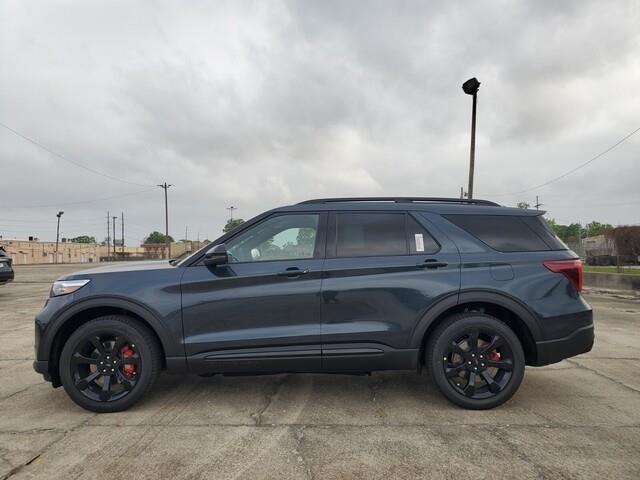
[[297, 197, 500, 206]]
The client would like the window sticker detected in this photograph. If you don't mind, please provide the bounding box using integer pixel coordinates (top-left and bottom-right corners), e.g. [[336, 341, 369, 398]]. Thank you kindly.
[[415, 233, 425, 252]]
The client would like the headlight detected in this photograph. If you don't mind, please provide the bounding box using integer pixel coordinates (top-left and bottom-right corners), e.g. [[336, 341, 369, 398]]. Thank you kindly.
[[50, 279, 91, 297]]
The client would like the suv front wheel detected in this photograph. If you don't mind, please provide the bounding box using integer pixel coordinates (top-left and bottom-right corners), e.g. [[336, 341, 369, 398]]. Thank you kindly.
[[426, 313, 525, 409], [59, 315, 161, 412]]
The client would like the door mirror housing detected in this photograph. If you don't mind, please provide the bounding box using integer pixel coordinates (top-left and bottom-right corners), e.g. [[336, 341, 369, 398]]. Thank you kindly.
[[203, 243, 229, 267]]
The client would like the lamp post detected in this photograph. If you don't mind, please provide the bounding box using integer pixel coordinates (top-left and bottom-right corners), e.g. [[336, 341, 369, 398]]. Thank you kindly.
[[55, 211, 64, 264], [462, 77, 481, 199], [157, 182, 173, 259], [112, 215, 118, 259]]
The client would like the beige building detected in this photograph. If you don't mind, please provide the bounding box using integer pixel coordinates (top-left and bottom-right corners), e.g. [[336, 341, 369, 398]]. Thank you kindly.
[[0, 239, 144, 265], [0, 239, 204, 265], [142, 241, 205, 260]]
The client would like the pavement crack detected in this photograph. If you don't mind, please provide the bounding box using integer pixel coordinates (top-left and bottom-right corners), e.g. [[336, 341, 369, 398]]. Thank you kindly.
[[369, 374, 387, 423], [567, 359, 640, 394], [1, 453, 41, 480], [292, 426, 315, 480], [0, 383, 43, 402], [252, 374, 288, 426], [490, 425, 564, 480]]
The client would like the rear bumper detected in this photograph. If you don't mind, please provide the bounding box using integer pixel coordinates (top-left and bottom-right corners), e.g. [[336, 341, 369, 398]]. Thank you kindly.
[[534, 319, 594, 366]]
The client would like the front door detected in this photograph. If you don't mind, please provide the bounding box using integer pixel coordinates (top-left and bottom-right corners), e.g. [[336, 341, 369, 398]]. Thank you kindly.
[[181, 212, 326, 373]]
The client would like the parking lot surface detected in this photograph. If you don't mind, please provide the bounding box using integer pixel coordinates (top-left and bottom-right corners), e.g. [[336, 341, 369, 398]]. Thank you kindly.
[[1, 264, 639, 479]]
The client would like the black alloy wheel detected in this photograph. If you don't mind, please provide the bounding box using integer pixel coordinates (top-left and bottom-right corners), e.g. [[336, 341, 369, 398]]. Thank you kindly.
[[427, 313, 525, 409], [444, 328, 514, 400], [59, 315, 160, 413], [70, 334, 140, 402]]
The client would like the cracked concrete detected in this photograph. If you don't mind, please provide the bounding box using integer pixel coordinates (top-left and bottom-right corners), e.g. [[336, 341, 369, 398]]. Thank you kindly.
[[0, 264, 639, 479]]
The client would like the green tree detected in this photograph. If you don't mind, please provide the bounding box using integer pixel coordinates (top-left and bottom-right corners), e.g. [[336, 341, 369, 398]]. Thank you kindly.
[[223, 218, 245, 233], [545, 219, 583, 243], [582, 221, 613, 238], [70, 235, 96, 244], [144, 231, 174, 244], [516, 201, 530, 209]]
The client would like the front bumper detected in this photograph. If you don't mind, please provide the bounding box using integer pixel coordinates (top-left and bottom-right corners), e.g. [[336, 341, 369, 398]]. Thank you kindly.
[[0, 269, 14, 284], [33, 360, 52, 382]]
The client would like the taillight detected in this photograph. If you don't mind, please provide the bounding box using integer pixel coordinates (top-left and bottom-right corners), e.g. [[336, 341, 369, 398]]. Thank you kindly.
[[543, 259, 583, 292]]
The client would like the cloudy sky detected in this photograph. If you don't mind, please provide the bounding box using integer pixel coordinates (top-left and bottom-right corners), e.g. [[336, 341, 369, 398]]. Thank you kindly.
[[1, 0, 639, 244]]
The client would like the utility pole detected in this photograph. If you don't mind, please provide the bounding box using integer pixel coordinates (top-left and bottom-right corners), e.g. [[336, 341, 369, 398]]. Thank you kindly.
[[55, 211, 64, 264], [112, 215, 118, 259], [226, 206, 236, 221], [121, 212, 125, 254], [534, 195, 543, 211], [106, 211, 110, 259], [462, 77, 481, 199], [157, 182, 173, 259]]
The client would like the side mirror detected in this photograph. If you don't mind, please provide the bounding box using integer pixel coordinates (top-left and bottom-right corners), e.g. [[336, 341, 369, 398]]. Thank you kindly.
[[203, 243, 229, 267]]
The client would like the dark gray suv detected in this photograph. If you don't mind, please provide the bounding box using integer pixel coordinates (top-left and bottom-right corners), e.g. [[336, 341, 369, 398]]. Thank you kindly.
[[33, 197, 593, 412]]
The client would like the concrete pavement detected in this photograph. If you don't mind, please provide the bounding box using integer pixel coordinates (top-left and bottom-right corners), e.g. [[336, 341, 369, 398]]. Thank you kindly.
[[0, 264, 639, 479]]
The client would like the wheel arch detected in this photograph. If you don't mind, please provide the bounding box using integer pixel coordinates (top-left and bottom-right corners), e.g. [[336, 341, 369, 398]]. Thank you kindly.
[[412, 290, 541, 367], [45, 298, 182, 386]]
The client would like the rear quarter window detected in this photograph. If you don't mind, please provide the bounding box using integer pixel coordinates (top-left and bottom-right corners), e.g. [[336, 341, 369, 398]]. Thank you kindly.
[[443, 214, 567, 252]]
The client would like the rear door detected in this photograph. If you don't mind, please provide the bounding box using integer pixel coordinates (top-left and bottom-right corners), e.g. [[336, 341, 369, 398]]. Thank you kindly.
[[321, 211, 460, 371]]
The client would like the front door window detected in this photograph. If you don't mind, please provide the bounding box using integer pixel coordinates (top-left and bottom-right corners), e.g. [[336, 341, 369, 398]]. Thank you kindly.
[[227, 214, 319, 263]]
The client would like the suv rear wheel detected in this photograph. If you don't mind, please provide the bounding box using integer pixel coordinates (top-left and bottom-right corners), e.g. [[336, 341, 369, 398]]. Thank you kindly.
[[59, 315, 161, 412], [426, 313, 525, 409]]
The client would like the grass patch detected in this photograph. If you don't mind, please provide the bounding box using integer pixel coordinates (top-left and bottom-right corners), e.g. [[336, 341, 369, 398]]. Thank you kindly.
[[584, 266, 640, 275]]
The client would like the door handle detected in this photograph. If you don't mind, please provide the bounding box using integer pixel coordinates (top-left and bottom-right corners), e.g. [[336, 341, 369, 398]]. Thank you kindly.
[[416, 259, 448, 269], [277, 268, 310, 278]]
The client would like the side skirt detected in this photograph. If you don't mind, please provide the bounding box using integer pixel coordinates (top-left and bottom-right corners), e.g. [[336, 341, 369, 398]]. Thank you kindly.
[[183, 344, 420, 375]]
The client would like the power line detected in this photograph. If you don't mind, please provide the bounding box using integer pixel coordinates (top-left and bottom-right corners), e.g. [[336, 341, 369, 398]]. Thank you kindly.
[[503, 126, 640, 195], [0, 121, 155, 187], [2, 186, 156, 209]]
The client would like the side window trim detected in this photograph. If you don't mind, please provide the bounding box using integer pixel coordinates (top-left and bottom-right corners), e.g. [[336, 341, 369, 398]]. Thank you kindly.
[[326, 212, 337, 259], [407, 212, 442, 255]]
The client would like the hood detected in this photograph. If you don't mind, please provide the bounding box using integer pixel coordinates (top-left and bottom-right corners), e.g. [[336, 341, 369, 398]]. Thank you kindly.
[[60, 260, 175, 279]]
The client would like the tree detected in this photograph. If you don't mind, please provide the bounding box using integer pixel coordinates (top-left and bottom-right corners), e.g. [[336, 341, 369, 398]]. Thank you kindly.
[[610, 226, 640, 259], [144, 231, 174, 244], [70, 235, 96, 244], [223, 218, 245, 233], [545, 219, 582, 243], [516, 201, 530, 209], [582, 221, 613, 238]]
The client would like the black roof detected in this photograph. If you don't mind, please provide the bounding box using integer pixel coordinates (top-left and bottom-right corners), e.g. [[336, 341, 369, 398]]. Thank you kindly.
[[298, 197, 499, 206], [280, 197, 543, 216]]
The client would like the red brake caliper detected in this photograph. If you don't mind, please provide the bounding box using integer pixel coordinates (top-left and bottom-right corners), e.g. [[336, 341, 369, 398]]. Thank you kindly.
[[480, 342, 501, 362], [119, 345, 136, 378]]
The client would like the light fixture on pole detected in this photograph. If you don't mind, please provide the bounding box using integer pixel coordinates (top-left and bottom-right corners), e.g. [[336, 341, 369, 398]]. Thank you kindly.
[[462, 77, 481, 199], [55, 211, 64, 264], [226, 206, 236, 221]]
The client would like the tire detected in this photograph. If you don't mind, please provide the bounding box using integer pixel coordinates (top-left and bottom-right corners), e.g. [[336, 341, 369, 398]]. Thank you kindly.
[[59, 315, 161, 413], [426, 313, 525, 410]]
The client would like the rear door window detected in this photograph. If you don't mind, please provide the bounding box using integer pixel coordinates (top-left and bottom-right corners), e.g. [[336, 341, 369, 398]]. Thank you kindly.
[[443, 214, 563, 252], [336, 213, 406, 257], [334, 213, 439, 257]]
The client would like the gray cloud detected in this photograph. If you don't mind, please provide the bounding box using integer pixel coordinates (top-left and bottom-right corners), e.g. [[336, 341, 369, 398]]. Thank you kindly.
[[1, 0, 639, 244]]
